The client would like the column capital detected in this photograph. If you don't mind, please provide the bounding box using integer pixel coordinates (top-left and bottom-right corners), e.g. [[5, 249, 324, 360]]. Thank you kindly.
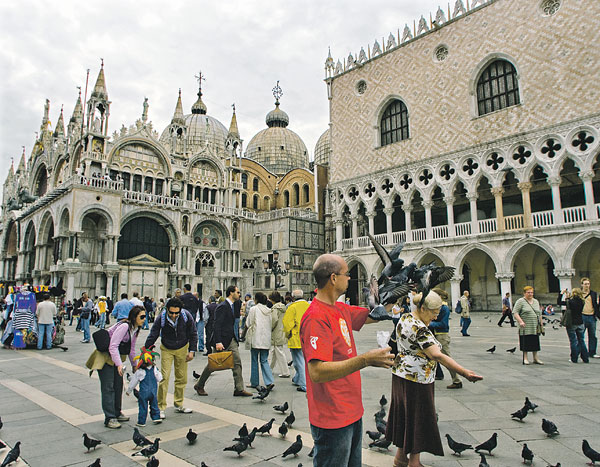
[[490, 187, 505, 197], [517, 182, 532, 192], [450, 275, 464, 282], [366, 211, 376, 219], [421, 201, 433, 209], [383, 208, 395, 215], [403, 206, 413, 213], [444, 196, 455, 205], [333, 217, 345, 225], [580, 170, 595, 182], [495, 271, 515, 281], [553, 268, 576, 278], [547, 176, 561, 187], [466, 192, 478, 202]]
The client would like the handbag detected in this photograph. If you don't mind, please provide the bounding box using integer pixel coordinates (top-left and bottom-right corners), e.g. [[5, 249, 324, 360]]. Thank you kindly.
[[207, 350, 234, 371], [92, 328, 110, 351], [560, 301, 573, 327]]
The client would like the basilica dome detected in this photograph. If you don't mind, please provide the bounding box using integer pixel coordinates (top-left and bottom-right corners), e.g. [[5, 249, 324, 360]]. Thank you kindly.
[[314, 128, 331, 166], [245, 102, 309, 175]]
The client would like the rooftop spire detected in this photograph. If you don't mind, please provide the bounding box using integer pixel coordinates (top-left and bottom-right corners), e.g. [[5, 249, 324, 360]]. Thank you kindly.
[[191, 70, 207, 115], [91, 59, 108, 100], [266, 81, 289, 128], [54, 105, 65, 137], [171, 88, 185, 124], [17, 147, 26, 173], [40, 99, 50, 132], [70, 87, 83, 123], [228, 103, 239, 138]]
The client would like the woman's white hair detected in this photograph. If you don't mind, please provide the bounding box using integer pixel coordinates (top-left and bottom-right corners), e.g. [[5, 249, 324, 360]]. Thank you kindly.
[[413, 291, 443, 310]]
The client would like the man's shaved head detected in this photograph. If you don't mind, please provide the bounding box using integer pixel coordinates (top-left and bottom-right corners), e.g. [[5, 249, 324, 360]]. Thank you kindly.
[[313, 254, 345, 289]]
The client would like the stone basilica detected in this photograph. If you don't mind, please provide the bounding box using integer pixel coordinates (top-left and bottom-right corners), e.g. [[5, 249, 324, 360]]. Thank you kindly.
[[323, 0, 600, 308], [0, 68, 328, 301]]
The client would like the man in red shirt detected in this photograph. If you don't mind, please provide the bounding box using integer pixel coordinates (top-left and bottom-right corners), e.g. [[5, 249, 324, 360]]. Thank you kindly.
[[300, 254, 394, 467]]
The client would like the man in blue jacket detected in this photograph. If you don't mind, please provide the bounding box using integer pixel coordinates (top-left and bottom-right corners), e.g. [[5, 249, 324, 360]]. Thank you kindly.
[[429, 288, 462, 389], [145, 297, 198, 419]]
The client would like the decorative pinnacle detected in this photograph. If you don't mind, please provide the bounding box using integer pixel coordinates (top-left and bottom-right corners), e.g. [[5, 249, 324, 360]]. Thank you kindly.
[[195, 70, 205, 95], [77, 86, 81, 96], [232, 103, 236, 113], [100, 58, 104, 67], [272, 80, 283, 105]]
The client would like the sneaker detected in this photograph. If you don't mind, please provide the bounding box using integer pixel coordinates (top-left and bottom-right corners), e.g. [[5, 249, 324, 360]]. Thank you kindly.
[[593, 355, 600, 359], [278, 374, 290, 378], [446, 382, 463, 389], [117, 413, 130, 422], [297, 387, 307, 392], [159, 411, 166, 419], [80, 339, 90, 343], [136, 422, 146, 427], [105, 418, 121, 429], [174, 406, 193, 414], [152, 419, 162, 424]]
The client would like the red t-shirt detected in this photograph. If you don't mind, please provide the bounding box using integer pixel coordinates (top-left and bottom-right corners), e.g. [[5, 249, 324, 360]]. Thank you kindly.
[[300, 298, 370, 429]]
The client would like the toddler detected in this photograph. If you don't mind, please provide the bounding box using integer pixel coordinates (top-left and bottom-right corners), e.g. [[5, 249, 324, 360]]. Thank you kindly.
[[126, 346, 163, 426]]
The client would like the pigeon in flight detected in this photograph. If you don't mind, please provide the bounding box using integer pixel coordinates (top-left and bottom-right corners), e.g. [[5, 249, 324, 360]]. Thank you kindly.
[[257, 418, 275, 436], [542, 418, 559, 437], [0, 442, 20, 467], [445, 434, 473, 456], [146, 457, 159, 467], [583, 439, 600, 465], [524, 397, 538, 412], [366, 430, 381, 441], [486, 346, 496, 354], [367, 233, 406, 282], [368, 438, 391, 450], [522, 443, 534, 464], [223, 441, 248, 456], [279, 422, 288, 438], [186, 428, 197, 444], [132, 438, 160, 458], [511, 406, 529, 421], [83, 433, 102, 452], [506, 347, 516, 353], [133, 427, 153, 448], [273, 402, 288, 414], [475, 433, 498, 455], [282, 435, 303, 458], [284, 411, 295, 428]]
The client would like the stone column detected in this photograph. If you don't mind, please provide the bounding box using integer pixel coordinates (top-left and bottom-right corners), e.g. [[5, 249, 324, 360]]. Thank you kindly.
[[384, 208, 394, 244], [547, 176, 563, 225], [105, 273, 115, 300], [491, 187, 505, 233], [404, 207, 412, 240], [580, 171, 597, 220], [495, 272, 514, 300], [366, 211, 375, 237], [66, 271, 76, 300], [553, 268, 575, 293], [445, 196, 455, 237], [351, 214, 358, 245], [518, 182, 533, 229], [467, 192, 479, 235], [422, 201, 433, 240], [334, 218, 343, 251], [450, 276, 463, 310], [95, 272, 103, 297]]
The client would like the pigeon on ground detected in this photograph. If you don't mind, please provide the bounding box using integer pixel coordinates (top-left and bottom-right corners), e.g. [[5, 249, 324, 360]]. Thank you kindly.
[[133, 427, 153, 448], [0, 442, 20, 467], [132, 438, 160, 458], [542, 418, 559, 437], [83, 433, 102, 452], [279, 422, 288, 438], [366, 430, 382, 441], [379, 395, 387, 407], [193, 370, 201, 379], [507, 347, 516, 353], [445, 434, 473, 456], [522, 443, 534, 464], [284, 411, 295, 428], [282, 435, 303, 458], [146, 457, 159, 467], [376, 417, 387, 435], [511, 406, 529, 421], [87, 459, 101, 467], [486, 346, 496, 354], [374, 407, 386, 420], [583, 439, 600, 465], [369, 438, 391, 450], [524, 397, 538, 412], [253, 385, 272, 401], [479, 452, 490, 467], [475, 433, 498, 455], [186, 428, 197, 444], [234, 427, 257, 448], [308, 446, 314, 457], [238, 423, 248, 438], [257, 418, 275, 436], [200, 463, 209, 467], [273, 402, 288, 414], [546, 463, 561, 467], [223, 441, 247, 456]]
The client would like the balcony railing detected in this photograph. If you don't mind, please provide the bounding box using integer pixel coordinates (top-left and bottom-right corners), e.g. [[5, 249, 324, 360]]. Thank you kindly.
[[256, 208, 317, 221], [532, 210, 554, 228], [411, 228, 427, 242], [392, 231, 406, 244], [478, 218, 497, 234], [373, 233, 388, 245], [342, 238, 354, 250], [73, 175, 123, 191], [563, 205, 586, 223], [503, 214, 523, 231], [432, 225, 448, 239], [455, 221, 471, 237]]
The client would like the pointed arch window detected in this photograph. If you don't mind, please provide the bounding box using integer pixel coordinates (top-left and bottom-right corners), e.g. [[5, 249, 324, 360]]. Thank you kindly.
[[380, 99, 409, 147], [477, 59, 520, 116]]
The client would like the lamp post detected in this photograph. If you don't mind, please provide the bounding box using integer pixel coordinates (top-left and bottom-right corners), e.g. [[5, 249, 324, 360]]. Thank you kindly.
[[262, 250, 290, 290]]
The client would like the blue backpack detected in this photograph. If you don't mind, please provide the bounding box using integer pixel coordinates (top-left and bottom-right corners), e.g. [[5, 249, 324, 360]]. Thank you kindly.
[[454, 301, 462, 314]]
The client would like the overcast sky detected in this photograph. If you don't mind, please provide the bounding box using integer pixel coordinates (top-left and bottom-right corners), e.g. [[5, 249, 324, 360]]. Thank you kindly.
[[0, 0, 442, 185]]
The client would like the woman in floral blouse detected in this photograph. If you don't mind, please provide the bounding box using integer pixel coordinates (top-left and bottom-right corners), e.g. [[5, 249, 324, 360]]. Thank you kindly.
[[386, 290, 482, 467]]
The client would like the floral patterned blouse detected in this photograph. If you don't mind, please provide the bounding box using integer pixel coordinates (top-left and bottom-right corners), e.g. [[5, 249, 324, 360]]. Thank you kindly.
[[391, 312, 441, 384]]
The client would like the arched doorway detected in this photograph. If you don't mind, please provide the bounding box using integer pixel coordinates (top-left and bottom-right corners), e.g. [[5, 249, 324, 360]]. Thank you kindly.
[[571, 237, 600, 286], [347, 260, 367, 305], [511, 243, 559, 304], [461, 248, 498, 311], [3, 222, 18, 282], [23, 223, 36, 282]]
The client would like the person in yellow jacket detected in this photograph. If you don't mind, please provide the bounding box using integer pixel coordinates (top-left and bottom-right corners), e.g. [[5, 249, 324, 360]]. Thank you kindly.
[[282, 289, 310, 392], [95, 296, 108, 329]]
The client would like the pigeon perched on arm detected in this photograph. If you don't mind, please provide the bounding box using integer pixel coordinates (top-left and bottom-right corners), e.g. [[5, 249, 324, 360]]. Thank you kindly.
[[83, 433, 102, 452], [186, 428, 197, 444], [542, 418, 559, 437], [257, 418, 275, 436], [0, 442, 20, 467], [475, 433, 498, 455], [583, 439, 600, 465], [223, 441, 247, 456], [273, 402, 288, 414], [132, 438, 160, 458], [284, 411, 295, 428], [522, 443, 534, 464], [511, 406, 529, 421], [445, 434, 473, 456], [282, 435, 303, 457], [133, 427, 153, 448], [524, 397, 538, 412], [279, 422, 288, 438], [369, 438, 391, 450]]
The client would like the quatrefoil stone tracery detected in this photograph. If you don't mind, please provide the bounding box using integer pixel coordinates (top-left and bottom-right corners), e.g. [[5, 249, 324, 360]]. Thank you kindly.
[[572, 131, 594, 151], [419, 169, 433, 185], [513, 146, 532, 164], [348, 187, 359, 201], [400, 174, 413, 190], [541, 139, 561, 158], [364, 183, 376, 198], [462, 158, 479, 176], [382, 179, 394, 194], [440, 164, 455, 181]]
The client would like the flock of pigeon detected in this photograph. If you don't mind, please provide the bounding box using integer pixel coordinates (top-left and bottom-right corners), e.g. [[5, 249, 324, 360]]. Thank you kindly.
[[365, 395, 393, 451]]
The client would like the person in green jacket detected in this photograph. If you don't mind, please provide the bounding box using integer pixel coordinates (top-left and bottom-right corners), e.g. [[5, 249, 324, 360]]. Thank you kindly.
[[513, 286, 543, 365]]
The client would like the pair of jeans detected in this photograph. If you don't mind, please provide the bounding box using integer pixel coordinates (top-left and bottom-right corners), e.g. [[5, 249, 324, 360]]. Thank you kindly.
[[233, 317, 240, 341], [142, 315, 149, 330], [80, 317, 91, 341], [566, 324, 589, 363], [582, 314, 597, 356], [37, 323, 53, 349], [460, 317, 471, 335], [311, 418, 362, 467], [290, 348, 306, 389], [250, 348, 274, 387], [96, 313, 106, 329], [138, 368, 160, 424], [98, 364, 124, 423], [75, 316, 82, 331], [196, 320, 205, 351]]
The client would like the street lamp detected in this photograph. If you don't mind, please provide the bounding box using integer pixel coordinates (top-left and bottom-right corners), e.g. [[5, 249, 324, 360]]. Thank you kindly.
[[262, 250, 290, 289]]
